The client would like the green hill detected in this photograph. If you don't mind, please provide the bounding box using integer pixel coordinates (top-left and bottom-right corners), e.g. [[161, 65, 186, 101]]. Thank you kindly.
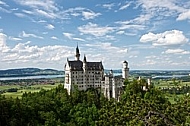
[[0, 68, 64, 77]]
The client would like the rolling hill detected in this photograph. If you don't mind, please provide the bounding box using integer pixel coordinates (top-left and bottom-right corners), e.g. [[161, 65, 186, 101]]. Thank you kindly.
[[0, 68, 64, 77]]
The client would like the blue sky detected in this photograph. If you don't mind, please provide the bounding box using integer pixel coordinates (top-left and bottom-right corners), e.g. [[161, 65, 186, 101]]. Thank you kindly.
[[0, 0, 190, 70]]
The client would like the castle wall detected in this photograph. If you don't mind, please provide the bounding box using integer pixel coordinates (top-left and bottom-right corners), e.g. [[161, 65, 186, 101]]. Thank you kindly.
[[64, 46, 129, 100]]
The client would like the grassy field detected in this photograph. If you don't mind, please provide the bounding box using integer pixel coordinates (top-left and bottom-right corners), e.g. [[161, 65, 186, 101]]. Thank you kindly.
[[0, 85, 20, 90], [153, 79, 190, 104], [153, 80, 190, 88], [1, 84, 61, 98], [31, 84, 60, 90]]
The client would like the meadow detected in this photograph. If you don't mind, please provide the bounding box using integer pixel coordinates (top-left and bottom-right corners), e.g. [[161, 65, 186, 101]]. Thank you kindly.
[[153, 80, 190, 88], [152, 78, 190, 104], [1, 83, 60, 98]]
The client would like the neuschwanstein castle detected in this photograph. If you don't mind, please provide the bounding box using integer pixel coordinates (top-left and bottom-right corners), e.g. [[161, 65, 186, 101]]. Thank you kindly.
[[64, 46, 129, 100]]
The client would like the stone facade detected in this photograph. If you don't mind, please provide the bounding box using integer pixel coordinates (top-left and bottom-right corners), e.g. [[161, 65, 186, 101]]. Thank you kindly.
[[64, 46, 129, 100], [102, 70, 124, 101]]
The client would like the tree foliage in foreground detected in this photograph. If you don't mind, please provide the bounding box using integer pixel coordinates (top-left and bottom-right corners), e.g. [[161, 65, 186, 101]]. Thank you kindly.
[[0, 80, 190, 126]]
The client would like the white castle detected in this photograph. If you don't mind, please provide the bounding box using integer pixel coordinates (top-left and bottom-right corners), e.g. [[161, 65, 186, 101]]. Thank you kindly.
[[64, 46, 129, 100]]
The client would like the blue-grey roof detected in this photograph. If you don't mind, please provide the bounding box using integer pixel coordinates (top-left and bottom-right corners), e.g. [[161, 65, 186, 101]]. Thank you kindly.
[[67, 60, 104, 71]]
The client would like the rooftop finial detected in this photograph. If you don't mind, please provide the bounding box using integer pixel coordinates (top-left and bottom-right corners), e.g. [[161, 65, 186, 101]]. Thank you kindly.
[[75, 43, 80, 61], [76, 43, 79, 54]]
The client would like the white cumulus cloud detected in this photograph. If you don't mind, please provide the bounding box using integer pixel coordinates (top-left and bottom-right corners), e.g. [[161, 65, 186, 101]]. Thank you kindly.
[[102, 3, 115, 10], [140, 30, 188, 46], [115, 14, 151, 31], [78, 22, 114, 37], [9, 36, 22, 41], [119, 2, 132, 10], [15, 0, 58, 11], [45, 24, 55, 30], [0, 38, 74, 69], [20, 31, 44, 39], [163, 49, 190, 54], [82, 11, 101, 20], [51, 36, 58, 40], [177, 10, 190, 21], [14, 0, 60, 19], [0, 33, 10, 53], [63, 32, 73, 39], [0, 0, 8, 7], [0, 33, 8, 50], [35, 9, 57, 19], [116, 31, 125, 34], [63, 32, 85, 41], [73, 37, 85, 42], [14, 13, 26, 18]]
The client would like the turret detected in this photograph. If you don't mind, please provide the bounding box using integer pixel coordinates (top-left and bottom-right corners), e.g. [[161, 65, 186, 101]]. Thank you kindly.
[[122, 60, 129, 79], [83, 55, 87, 71], [75, 45, 80, 61], [83, 55, 87, 90], [109, 69, 113, 77], [147, 78, 151, 86]]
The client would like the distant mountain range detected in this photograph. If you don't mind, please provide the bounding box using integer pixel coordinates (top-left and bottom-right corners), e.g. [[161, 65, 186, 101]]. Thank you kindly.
[[0, 68, 189, 78], [0, 68, 64, 77]]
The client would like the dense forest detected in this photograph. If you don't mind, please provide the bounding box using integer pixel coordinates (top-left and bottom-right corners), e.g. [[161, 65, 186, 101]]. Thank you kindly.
[[0, 79, 190, 126]]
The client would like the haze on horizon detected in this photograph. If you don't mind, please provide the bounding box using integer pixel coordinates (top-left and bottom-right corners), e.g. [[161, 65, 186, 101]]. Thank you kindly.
[[0, 0, 190, 70]]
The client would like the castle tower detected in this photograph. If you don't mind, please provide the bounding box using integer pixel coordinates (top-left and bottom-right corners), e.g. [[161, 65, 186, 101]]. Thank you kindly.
[[75, 45, 80, 61], [112, 77, 116, 99], [147, 78, 151, 86], [122, 60, 129, 79], [104, 75, 111, 99], [83, 55, 87, 90], [109, 69, 113, 77], [83, 55, 87, 71]]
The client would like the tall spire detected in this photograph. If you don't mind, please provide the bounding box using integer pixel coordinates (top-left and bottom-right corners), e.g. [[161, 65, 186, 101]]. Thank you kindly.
[[75, 43, 80, 61], [76, 43, 79, 54], [83, 54, 87, 63]]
